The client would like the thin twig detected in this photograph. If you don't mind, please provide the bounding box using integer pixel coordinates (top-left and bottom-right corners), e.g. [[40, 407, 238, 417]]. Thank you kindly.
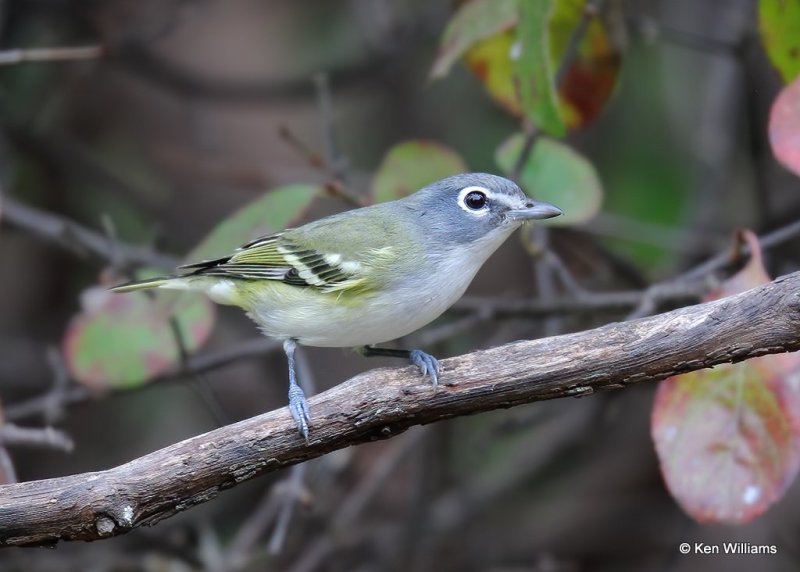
[[99, 213, 124, 274], [323, 181, 367, 208], [43, 347, 71, 425], [584, 212, 730, 253], [0, 449, 17, 485], [287, 430, 424, 572], [0, 46, 104, 66], [6, 337, 281, 422], [555, 0, 607, 86], [314, 73, 348, 183], [277, 125, 326, 170], [627, 220, 800, 319], [531, 227, 561, 336], [0, 424, 74, 452], [226, 465, 308, 568], [625, 15, 745, 55], [267, 463, 307, 555], [682, 219, 800, 283], [112, 42, 398, 105], [510, 123, 540, 181], [197, 521, 226, 572], [276, 126, 365, 207], [1, 196, 179, 269], [425, 401, 596, 544]]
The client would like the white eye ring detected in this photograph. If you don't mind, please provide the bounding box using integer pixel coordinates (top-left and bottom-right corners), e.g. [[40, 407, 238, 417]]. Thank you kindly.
[[457, 186, 491, 215]]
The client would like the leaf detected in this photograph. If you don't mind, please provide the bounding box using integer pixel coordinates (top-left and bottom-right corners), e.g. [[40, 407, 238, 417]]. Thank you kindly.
[[652, 232, 800, 523], [430, 0, 519, 79], [769, 73, 800, 178], [460, 0, 621, 131], [514, 0, 566, 136], [495, 134, 602, 225], [548, 0, 623, 128], [63, 282, 215, 390], [464, 30, 525, 116], [371, 140, 468, 203], [706, 231, 773, 299], [188, 184, 322, 262], [652, 360, 800, 524], [759, 0, 800, 84]]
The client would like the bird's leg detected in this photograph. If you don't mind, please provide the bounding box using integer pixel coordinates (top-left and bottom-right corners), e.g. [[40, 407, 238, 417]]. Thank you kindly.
[[359, 345, 441, 387], [284, 339, 310, 439]]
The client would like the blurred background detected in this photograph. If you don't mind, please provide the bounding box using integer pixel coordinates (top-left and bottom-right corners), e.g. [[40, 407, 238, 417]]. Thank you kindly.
[[2, 0, 800, 570]]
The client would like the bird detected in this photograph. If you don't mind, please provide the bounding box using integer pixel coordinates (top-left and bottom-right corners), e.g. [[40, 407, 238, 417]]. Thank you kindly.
[[112, 173, 563, 438]]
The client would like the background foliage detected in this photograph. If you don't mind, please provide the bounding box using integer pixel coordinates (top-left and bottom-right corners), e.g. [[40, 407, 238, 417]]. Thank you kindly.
[[2, 0, 800, 570]]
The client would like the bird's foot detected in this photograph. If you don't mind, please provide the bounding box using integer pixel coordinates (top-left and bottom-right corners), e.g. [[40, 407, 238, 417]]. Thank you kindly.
[[409, 349, 441, 387], [288, 383, 310, 441]]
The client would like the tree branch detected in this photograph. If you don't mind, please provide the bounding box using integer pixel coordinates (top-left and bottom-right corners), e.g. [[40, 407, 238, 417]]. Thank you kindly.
[[0, 46, 103, 66], [1, 271, 800, 546], [0, 196, 179, 269], [111, 43, 394, 105]]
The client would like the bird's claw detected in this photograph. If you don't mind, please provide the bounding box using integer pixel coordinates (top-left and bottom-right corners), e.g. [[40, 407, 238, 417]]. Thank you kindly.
[[288, 383, 311, 440], [409, 349, 441, 387]]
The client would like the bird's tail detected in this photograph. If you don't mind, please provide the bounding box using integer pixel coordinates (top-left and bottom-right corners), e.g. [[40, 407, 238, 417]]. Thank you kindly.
[[110, 276, 190, 293]]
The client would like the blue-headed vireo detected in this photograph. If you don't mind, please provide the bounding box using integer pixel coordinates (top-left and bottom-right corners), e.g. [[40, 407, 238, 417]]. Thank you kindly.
[[112, 173, 562, 438]]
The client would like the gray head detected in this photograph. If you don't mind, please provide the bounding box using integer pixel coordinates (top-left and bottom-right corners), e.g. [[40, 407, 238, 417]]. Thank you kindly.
[[401, 172, 562, 245]]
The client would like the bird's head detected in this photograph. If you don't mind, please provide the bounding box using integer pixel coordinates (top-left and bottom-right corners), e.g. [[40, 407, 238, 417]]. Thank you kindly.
[[405, 172, 563, 247]]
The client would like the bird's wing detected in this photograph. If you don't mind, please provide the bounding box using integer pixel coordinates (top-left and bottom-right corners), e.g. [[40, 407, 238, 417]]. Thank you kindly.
[[179, 230, 385, 294]]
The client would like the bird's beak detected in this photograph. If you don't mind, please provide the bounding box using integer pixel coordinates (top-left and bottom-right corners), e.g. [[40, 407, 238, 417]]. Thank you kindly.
[[507, 200, 563, 221]]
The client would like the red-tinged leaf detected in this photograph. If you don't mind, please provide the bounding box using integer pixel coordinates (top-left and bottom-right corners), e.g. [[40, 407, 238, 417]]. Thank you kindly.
[[464, 30, 524, 116], [495, 134, 602, 225], [769, 74, 800, 178], [652, 359, 800, 524], [707, 231, 772, 300], [188, 184, 322, 262], [63, 282, 215, 390], [652, 231, 800, 523], [430, 0, 519, 79], [514, 0, 566, 136], [759, 0, 800, 84], [462, 0, 621, 130], [549, 0, 623, 128], [371, 140, 468, 203]]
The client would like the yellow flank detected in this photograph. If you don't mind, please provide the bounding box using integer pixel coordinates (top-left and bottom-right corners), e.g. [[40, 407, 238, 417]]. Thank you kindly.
[[233, 276, 364, 311]]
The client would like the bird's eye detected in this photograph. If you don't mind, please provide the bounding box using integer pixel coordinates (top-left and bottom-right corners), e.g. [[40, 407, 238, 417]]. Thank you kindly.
[[464, 191, 487, 210]]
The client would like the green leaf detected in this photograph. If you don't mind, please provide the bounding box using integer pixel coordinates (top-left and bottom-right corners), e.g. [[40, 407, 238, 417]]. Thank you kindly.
[[63, 284, 215, 390], [769, 73, 800, 178], [759, 0, 800, 84], [495, 134, 602, 224], [514, 0, 566, 136], [459, 0, 621, 129], [188, 184, 322, 262], [371, 140, 468, 203], [652, 232, 800, 524], [430, 0, 519, 79], [464, 30, 525, 116]]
